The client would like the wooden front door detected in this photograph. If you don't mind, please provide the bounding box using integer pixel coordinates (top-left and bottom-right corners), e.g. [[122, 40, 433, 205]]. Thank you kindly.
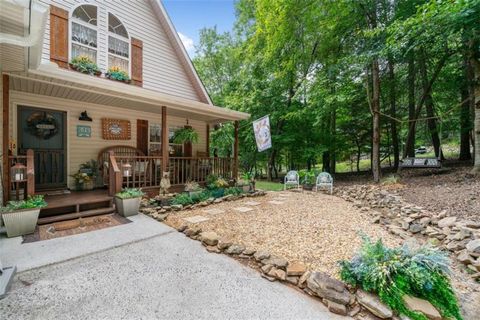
[[18, 106, 67, 190]]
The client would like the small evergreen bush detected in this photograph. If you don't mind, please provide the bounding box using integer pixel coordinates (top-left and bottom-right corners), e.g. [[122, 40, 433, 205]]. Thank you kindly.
[[339, 237, 462, 320]]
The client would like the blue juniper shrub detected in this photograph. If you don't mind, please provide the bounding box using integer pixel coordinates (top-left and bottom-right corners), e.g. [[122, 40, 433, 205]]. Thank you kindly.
[[339, 237, 463, 320]]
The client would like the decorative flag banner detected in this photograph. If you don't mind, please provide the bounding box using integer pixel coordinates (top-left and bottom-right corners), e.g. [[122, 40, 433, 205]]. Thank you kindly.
[[253, 115, 272, 152]]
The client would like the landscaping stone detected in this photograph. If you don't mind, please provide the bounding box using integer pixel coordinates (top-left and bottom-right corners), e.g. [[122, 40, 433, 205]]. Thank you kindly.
[[200, 231, 219, 246], [225, 244, 246, 255], [262, 257, 288, 270], [233, 207, 254, 213], [244, 201, 261, 206], [297, 270, 311, 289], [268, 200, 285, 205], [306, 272, 351, 306], [457, 250, 475, 265], [253, 250, 270, 261], [466, 239, 480, 254], [286, 276, 298, 285], [409, 223, 423, 234], [217, 237, 233, 250], [203, 208, 225, 215], [326, 300, 348, 316], [286, 262, 306, 276], [242, 248, 256, 256], [402, 295, 441, 320], [183, 215, 210, 224], [356, 290, 393, 319], [261, 264, 273, 274], [437, 216, 457, 228], [205, 245, 221, 253], [268, 267, 286, 281], [184, 227, 201, 237], [176, 224, 188, 232], [171, 204, 183, 211], [348, 305, 361, 317], [260, 273, 276, 282]]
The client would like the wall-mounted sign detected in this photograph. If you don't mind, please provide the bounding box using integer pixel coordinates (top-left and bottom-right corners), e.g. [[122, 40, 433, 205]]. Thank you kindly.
[[102, 118, 131, 140], [77, 125, 92, 137]]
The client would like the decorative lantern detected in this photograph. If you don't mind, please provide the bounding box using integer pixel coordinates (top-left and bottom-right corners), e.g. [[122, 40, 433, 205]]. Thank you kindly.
[[11, 162, 27, 181], [122, 163, 132, 177]]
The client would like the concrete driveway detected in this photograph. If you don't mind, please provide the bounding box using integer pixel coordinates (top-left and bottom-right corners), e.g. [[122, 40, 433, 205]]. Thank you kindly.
[[0, 215, 346, 320]]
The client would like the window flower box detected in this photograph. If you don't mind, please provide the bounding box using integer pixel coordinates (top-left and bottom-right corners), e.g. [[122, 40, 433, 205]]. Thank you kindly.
[[105, 67, 131, 84]]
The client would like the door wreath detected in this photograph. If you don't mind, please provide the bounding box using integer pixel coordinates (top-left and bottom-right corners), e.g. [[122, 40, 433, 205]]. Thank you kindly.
[[26, 112, 59, 140]]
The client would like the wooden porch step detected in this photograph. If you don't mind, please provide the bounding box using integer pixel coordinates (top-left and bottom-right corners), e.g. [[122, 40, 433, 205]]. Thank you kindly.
[[38, 207, 116, 225]]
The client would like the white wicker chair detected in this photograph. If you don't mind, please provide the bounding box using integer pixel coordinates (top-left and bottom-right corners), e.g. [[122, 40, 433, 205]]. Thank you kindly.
[[284, 170, 300, 190], [315, 172, 333, 194]]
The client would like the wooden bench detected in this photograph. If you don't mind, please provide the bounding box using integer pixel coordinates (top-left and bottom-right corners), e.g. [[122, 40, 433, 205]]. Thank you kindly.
[[98, 145, 145, 186]]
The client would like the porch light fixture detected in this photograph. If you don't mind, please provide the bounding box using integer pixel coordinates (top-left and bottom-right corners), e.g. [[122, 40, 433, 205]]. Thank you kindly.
[[11, 162, 26, 182]]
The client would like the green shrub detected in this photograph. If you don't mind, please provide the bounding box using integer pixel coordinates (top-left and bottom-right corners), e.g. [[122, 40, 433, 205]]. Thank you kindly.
[[2, 195, 47, 211], [115, 188, 145, 199], [171, 193, 195, 206], [339, 237, 462, 320], [224, 187, 243, 196]]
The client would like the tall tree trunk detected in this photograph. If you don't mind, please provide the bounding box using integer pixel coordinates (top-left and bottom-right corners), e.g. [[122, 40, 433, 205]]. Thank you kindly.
[[388, 58, 399, 169], [371, 59, 381, 183], [329, 109, 336, 174], [419, 50, 443, 159], [460, 53, 473, 160], [471, 38, 480, 173], [405, 52, 416, 158], [322, 151, 331, 173]]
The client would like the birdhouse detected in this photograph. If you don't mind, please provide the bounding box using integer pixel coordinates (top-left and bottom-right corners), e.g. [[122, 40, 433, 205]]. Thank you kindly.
[[11, 162, 27, 181]]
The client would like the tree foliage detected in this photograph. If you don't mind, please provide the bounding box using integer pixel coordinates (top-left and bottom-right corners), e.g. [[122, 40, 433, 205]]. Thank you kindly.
[[193, 0, 480, 180]]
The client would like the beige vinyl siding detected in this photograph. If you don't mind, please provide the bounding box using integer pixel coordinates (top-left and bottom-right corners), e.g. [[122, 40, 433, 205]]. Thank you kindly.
[[9, 91, 207, 189], [38, 0, 201, 101]]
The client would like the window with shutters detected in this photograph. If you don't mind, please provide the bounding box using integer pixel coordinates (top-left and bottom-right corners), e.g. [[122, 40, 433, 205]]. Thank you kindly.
[[108, 13, 130, 73], [70, 4, 98, 62]]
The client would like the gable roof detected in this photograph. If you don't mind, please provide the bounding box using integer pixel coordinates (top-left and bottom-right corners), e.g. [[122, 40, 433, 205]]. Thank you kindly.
[[149, 0, 213, 105]]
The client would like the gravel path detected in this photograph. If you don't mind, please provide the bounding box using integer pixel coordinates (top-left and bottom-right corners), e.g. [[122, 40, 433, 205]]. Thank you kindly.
[[166, 191, 403, 278]]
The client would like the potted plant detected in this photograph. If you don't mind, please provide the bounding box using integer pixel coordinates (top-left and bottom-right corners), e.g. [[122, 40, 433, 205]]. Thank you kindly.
[[115, 188, 145, 217], [1, 195, 47, 237], [71, 171, 94, 191], [184, 181, 203, 197], [105, 66, 131, 83], [301, 170, 316, 191], [172, 127, 199, 144], [69, 56, 101, 76]]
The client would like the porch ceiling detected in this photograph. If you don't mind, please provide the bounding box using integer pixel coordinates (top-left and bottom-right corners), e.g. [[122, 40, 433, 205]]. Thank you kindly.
[[6, 64, 250, 124]]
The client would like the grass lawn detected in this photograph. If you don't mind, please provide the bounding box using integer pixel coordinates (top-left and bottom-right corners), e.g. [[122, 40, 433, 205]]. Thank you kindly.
[[256, 180, 284, 191]]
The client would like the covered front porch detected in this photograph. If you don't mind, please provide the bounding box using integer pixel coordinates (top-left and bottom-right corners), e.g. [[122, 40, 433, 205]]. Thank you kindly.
[[2, 64, 248, 215]]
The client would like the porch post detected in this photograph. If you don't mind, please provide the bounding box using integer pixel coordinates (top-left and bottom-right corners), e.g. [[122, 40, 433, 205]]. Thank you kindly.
[[233, 120, 239, 179], [161, 106, 169, 172], [26, 149, 35, 197], [206, 124, 210, 156], [2, 74, 10, 204]]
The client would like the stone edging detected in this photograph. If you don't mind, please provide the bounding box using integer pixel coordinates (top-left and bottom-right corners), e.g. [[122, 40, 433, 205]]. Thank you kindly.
[[336, 185, 480, 282]]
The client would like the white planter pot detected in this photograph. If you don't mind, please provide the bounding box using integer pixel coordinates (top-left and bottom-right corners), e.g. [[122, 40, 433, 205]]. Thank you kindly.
[[115, 197, 141, 217], [2, 208, 40, 238]]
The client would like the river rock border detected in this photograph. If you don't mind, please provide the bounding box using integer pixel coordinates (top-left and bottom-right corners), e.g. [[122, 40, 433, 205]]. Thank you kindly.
[[337, 185, 480, 282], [139, 190, 267, 221]]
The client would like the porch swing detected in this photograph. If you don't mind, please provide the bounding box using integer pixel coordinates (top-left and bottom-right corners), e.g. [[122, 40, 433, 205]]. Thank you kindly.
[[399, 113, 443, 169]]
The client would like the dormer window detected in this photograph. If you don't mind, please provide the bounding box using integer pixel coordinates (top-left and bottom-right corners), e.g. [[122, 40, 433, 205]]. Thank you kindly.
[[108, 13, 130, 73], [70, 4, 98, 62]]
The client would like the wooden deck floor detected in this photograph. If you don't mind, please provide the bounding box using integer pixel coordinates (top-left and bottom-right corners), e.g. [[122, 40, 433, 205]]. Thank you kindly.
[[39, 189, 115, 224], [43, 189, 112, 210]]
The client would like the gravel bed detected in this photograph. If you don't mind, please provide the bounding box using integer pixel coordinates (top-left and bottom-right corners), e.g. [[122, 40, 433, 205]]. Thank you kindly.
[[166, 190, 403, 278]]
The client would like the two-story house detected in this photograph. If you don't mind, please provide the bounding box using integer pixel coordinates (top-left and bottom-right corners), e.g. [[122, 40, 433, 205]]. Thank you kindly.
[[0, 0, 249, 222]]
